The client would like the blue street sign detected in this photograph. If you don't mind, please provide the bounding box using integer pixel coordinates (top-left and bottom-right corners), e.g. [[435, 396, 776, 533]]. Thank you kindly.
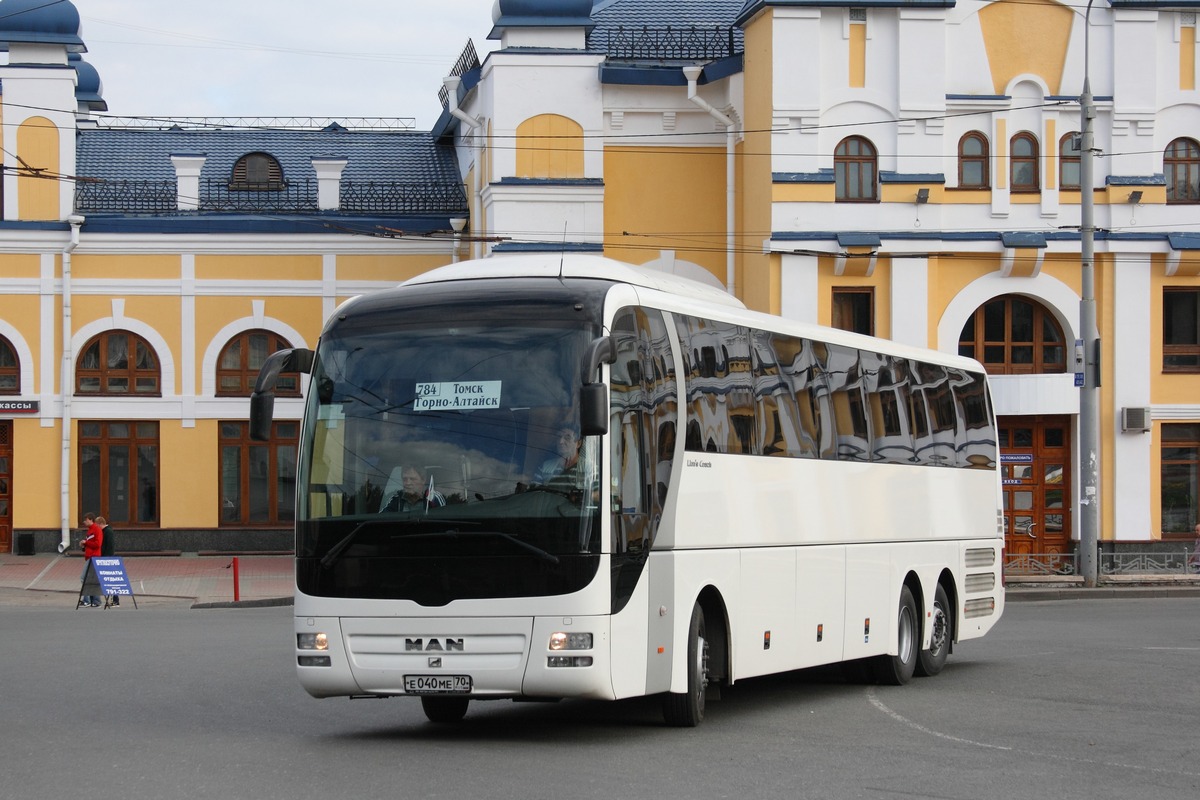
[[90, 557, 133, 596]]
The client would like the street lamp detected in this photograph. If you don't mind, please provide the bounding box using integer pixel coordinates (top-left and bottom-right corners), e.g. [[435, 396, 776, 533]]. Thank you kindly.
[[1078, 0, 1100, 586]]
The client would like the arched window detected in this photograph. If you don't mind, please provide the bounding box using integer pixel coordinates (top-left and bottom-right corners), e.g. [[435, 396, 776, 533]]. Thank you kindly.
[[835, 136, 878, 202], [76, 331, 161, 396], [0, 336, 17, 394], [958, 132, 990, 189], [1059, 133, 1081, 191], [217, 329, 298, 397], [1010, 133, 1039, 193], [1165, 137, 1200, 204], [230, 152, 285, 191], [958, 295, 1066, 375]]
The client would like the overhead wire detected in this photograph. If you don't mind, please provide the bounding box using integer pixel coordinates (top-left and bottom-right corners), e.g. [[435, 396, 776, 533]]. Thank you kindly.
[[0, 8, 1191, 249]]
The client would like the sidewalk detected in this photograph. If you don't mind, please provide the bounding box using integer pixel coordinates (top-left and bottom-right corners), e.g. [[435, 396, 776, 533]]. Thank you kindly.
[[3, 551, 1198, 608], [1006, 573, 1200, 601], [0, 552, 293, 608]]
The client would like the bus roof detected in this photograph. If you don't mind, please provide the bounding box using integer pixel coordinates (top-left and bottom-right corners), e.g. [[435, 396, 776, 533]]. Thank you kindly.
[[401, 254, 985, 375], [401, 254, 747, 310]]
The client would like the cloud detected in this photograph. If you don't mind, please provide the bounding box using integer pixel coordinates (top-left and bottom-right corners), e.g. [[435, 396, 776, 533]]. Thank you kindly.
[[72, 0, 498, 127]]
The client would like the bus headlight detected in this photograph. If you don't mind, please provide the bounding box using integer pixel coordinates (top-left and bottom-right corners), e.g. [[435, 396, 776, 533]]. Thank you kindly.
[[297, 632, 329, 651], [548, 632, 592, 651], [547, 656, 593, 668]]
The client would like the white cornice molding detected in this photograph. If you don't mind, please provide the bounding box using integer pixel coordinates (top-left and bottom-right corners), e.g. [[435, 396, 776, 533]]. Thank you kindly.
[[0, 232, 456, 256]]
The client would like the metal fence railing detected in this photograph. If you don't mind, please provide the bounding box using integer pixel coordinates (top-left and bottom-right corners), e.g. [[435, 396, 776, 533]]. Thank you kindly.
[[1100, 551, 1199, 575], [1004, 552, 1080, 577], [1004, 550, 1200, 578]]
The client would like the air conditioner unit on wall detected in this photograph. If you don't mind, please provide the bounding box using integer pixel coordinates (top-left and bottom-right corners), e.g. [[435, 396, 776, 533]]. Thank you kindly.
[[1121, 406, 1151, 433]]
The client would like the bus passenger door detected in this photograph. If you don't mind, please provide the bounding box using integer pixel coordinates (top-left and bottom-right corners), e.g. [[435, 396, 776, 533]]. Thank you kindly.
[[608, 307, 679, 698]]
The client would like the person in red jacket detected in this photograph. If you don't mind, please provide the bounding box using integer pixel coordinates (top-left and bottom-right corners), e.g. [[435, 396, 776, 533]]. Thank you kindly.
[[79, 512, 103, 608]]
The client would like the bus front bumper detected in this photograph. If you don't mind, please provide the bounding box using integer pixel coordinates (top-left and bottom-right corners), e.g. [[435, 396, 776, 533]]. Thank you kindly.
[[295, 615, 614, 702]]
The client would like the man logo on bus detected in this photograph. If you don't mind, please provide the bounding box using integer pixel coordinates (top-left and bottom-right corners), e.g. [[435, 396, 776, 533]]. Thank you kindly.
[[405, 638, 464, 652]]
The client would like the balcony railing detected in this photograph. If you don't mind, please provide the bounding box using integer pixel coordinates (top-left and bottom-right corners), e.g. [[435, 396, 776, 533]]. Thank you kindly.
[[75, 180, 178, 213], [597, 25, 738, 61], [340, 181, 468, 214], [200, 179, 318, 212], [74, 179, 468, 215]]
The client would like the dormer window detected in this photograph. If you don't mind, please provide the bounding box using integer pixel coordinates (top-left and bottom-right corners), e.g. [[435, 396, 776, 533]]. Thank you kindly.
[[230, 152, 285, 191]]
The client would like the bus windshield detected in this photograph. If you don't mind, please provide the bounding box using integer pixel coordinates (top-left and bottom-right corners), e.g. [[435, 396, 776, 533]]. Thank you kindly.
[[296, 299, 604, 605]]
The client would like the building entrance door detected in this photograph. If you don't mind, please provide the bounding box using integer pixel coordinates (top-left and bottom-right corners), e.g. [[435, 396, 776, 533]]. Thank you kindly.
[[1000, 416, 1071, 559], [0, 421, 11, 552]]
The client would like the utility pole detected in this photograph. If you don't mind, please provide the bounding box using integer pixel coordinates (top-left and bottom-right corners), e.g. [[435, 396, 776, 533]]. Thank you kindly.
[[1078, 0, 1100, 587]]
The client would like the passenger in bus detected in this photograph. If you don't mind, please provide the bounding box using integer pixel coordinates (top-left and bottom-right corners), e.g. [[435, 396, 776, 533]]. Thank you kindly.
[[381, 465, 446, 513]]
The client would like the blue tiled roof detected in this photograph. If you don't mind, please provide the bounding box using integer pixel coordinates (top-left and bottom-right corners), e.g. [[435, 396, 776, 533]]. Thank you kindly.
[[589, 0, 745, 54], [76, 127, 461, 186]]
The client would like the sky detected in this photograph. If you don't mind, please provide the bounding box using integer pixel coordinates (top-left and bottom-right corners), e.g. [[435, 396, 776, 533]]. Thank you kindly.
[[60, 0, 501, 129]]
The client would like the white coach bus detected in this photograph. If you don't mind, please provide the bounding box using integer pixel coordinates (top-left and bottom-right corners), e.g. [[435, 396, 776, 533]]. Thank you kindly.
[[250, 254, 1004, 726]]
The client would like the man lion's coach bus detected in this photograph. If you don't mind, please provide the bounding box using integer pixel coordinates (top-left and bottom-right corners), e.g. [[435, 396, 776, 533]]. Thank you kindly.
[[250, 255, 1004, 726]]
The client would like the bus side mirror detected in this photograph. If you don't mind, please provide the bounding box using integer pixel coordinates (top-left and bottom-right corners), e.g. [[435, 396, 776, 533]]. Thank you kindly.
[[249, 348, 314, 441], [579, 336, 615, 437], [580, 383, 608, 437]]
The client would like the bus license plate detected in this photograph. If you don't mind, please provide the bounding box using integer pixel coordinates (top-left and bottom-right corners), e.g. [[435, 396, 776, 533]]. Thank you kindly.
[[404, 675, 472, 694]]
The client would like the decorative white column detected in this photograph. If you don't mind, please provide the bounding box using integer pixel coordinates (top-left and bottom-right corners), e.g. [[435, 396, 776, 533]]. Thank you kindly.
[[170, 155, 206, 211], [312, 158, 349, 211]]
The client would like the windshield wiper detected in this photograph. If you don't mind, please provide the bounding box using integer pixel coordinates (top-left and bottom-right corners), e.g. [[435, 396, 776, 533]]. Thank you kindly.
[[319, 519, 385, 569], [406, 529, 560, 564]]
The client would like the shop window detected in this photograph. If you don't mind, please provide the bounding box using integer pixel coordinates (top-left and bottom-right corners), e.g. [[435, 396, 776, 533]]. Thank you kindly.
[[79, 421, 158, 526], [219, 420, 298, 526], [1161, 424, 1200, 535]]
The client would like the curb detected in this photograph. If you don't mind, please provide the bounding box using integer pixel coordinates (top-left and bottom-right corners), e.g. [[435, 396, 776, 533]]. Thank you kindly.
[[191, 597, 294, 610]]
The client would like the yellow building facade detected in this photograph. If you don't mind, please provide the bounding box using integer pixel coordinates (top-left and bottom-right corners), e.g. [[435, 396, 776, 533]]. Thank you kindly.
[[2, 0, 1199, 570]]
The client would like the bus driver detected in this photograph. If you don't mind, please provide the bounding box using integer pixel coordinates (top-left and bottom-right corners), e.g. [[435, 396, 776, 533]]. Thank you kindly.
[[381, 465, 446, 513]]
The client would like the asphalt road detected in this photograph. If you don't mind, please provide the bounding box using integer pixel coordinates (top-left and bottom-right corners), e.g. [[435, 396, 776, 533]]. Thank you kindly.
[[3, 598, 1198, 800]]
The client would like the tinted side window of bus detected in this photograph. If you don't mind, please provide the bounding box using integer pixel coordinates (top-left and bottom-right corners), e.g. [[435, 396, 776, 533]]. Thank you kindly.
[[674, 313, 994, 470], [676, 315, 754, 454]]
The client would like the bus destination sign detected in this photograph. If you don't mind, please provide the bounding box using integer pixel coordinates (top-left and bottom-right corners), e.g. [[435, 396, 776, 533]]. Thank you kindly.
[[414, 381, 502, 412]]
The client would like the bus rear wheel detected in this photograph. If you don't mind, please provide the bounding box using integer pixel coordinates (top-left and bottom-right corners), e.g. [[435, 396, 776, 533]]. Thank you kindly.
[[915, 584, 951, 677], [873, 585, 918, 686], [421, 695, 469, 723], [662, 603, 708, 727]]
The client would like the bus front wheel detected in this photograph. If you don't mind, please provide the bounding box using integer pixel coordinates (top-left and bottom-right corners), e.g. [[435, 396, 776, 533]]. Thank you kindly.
[[874, 585, 918, 686], [662, 603, 708, 727], [421, 695, 469, 723]]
